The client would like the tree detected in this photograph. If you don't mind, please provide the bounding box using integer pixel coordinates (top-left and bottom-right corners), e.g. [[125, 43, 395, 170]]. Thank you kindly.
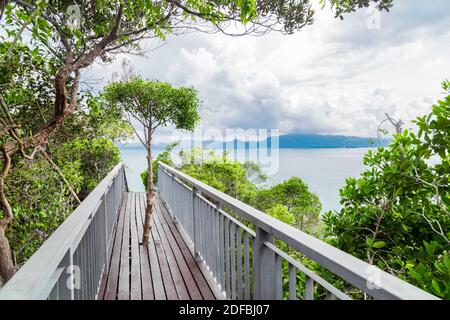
[[142, 141, 178, 187], [0, 0, 393, 283], [103, 78, 200, 244], [147, 146, 322, 234], [323, 80, 450, 298], [142, 146, 265, 204], [179, 148, 261, 204], [255, 177, 322, 231], [0, 40, 131, 283], [325, 0, 393, 19]]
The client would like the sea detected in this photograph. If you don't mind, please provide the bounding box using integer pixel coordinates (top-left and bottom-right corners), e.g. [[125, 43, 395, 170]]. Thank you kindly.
[[119, 147, 375, 212]]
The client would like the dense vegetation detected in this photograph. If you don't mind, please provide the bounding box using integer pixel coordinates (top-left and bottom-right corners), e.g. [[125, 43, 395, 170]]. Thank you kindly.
[[0, 42, 132, 271], [145, 146, 322, 234], [323, 81, 450, 299]]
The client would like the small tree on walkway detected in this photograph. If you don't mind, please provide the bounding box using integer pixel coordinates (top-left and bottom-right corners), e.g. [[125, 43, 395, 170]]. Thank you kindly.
[[103, 78, 200, 244]]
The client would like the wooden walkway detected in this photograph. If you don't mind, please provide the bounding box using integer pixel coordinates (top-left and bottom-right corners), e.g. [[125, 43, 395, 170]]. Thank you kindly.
[[98, 192, 216, 300]]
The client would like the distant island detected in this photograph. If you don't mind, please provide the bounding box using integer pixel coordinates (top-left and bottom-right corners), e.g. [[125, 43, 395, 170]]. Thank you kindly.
[[117, 133, 390, 150]]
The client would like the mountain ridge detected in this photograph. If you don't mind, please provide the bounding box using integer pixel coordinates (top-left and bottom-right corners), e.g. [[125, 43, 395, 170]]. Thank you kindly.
[[117, 133, 390, 150]]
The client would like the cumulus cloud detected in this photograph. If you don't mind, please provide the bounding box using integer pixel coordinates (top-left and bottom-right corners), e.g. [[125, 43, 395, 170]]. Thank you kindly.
[[91, 0, 450, 141]]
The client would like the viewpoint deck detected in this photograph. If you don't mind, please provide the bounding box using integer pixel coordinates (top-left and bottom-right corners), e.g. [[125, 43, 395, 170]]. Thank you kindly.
[[98, 192, 216, 300]]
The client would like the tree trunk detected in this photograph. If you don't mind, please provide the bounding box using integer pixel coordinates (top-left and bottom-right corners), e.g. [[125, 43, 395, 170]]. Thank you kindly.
[[0, 66, 78, 283], [142, 134, 154, 244], [0, 226, 14, 284], [0, 149, 14, 283]]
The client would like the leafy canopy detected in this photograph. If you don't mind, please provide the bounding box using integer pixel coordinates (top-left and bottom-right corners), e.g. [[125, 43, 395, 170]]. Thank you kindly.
[[323, 80, 450, 298], [179, 148, 261, 204], [324, 0, 393, 19], [256, 177, 322, 231], [0, 41, 132, 149], [148, 145, 322, 233], [103, 78, 200, 138], [0, 0, 394, 162], [1, 0, 394, 54]]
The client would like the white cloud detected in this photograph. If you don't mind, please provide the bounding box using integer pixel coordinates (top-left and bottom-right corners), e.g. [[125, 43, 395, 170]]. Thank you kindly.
[[91, 0, 450, 141]]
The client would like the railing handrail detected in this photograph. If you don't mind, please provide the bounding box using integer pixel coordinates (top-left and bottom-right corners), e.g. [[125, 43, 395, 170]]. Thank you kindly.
[[158, 161, 439, 300], [0, 162, 125, 300]]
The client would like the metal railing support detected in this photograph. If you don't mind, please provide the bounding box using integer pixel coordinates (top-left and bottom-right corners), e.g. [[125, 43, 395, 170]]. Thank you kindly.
[[192, 186, 201, 261], [170, 172, 175, 218], [101, 199, 109, 273], [157, 161, 439, 301], [0, 163, 127, 300], [254, 227, 275, 299], [57, 249, 74, 300]]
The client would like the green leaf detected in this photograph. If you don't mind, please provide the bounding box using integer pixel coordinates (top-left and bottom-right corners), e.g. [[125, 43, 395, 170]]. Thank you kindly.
[[395, 187, 403, 197], [431, 280, 441, 295], [444, 254, 450, 269], [372, 241, 386, 249]]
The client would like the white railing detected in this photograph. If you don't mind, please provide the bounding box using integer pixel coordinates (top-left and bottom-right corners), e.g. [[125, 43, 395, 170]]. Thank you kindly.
[[0, 163, 127, 300], [157, 162, 439, 300]]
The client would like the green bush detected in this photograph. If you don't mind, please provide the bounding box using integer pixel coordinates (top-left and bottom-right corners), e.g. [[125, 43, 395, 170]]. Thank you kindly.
[[323, 81, 450, 299], [141, 142, 177, 189], [55, 138, 121, 198], [5, 157, 83, 266], [4, 138, 121, 265]]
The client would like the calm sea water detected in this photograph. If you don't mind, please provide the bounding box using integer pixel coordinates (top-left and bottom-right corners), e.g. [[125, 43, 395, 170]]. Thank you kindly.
[[120, 148, 374, 212]]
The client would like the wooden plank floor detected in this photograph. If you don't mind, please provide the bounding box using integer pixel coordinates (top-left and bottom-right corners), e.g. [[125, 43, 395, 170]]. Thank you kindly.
[[98, 192, 216, 300]]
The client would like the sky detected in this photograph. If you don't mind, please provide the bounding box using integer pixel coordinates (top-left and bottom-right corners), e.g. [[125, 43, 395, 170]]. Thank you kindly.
[[89, 0, 450, 144]]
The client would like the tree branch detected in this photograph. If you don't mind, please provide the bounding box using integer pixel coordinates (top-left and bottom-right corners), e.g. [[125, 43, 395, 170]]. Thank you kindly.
[[40, 148, 81, 204], [0, 149, 13, 229]]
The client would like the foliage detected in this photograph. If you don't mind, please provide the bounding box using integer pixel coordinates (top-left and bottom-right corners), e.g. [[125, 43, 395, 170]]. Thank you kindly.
[[103, 77, 201, 243], [142, 142, 178, 188], [0, 0, 393, 159], [266, 204, 296, 225], [243, 161, 268, 185], [0, 42, 127, 270], [0, 41, 132, 147], [323, 81, 450, 298], [54, 138, 121, 198], [1, 0, 392, 50], [2, 136, 121, 265], [103, 78, 200, 140], [56, 94, 133, 145], [0, 41, 56, 144], [4, 155, 83, 265], [324, 0, 393, 19], [144, 146, 322, 234], [178, 148, 261, 204], [256, 177, 322, 232]]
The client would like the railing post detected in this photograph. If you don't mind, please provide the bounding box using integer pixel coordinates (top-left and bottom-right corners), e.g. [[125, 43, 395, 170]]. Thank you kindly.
[[157, 165, 162, 196], [170, 172, 175, 218], [101, 198, 109, 273], [254, 226, 275, 300], [57, 248, 75, 300], [192, 186, 201, 261]]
